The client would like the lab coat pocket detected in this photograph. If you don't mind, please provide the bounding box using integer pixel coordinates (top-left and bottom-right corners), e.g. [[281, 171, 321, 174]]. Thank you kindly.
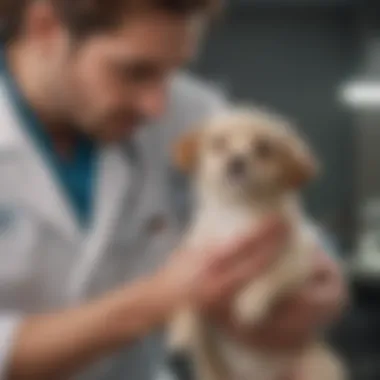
[[90, 205, 181, 296], [130, 212, 180, 276], [0, 203, 38, 282]]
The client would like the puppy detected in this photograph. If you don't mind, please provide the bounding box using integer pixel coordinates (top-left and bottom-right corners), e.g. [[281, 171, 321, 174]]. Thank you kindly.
[[167, 106, 346, 380]]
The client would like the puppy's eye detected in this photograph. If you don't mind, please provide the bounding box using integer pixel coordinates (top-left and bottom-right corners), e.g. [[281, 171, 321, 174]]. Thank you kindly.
[[211, 136, 227, 152], [253, 138, 273, 159]]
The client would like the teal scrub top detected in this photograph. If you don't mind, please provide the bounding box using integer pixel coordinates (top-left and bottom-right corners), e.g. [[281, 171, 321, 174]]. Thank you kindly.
[[0, 49, 98, 229]]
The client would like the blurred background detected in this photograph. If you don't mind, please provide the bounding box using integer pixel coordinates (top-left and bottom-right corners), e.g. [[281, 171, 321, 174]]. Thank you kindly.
[[186, 0, 380, 379]]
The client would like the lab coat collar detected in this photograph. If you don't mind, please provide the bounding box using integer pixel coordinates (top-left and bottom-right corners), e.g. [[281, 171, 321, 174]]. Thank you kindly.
[[67, 144, 132, 303], [0, 80, 131, 245]]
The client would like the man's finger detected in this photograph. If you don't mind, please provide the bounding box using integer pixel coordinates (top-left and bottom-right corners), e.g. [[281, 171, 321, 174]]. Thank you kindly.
[[216, 217, 287, 270], [217, 240, 282, 298]]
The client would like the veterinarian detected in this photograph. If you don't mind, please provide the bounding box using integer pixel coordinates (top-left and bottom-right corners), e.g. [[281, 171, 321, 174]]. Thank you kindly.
[[0, 1, 346, 380]]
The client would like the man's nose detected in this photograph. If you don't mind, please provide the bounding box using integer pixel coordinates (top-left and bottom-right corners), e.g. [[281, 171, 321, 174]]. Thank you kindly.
[[138, 85, 167, 119]]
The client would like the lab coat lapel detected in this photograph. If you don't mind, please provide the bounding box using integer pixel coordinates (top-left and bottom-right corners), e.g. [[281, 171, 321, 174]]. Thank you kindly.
[[67, 145, 130, 303], [0, 84, 79, 241]]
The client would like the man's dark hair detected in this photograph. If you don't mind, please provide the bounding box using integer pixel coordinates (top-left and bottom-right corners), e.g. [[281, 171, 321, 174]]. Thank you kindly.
[[0, 0, 221, 43]]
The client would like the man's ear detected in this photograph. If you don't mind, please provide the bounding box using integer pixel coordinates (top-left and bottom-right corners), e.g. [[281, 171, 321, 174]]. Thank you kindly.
[[172, 130, 201, 173], [282, 137, 320, 189]]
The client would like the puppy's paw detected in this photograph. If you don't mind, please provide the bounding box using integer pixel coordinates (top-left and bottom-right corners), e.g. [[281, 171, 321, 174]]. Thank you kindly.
[[167, 329, 191, 353], [167, 309, 195, 353], [234, 291, 270, 325]]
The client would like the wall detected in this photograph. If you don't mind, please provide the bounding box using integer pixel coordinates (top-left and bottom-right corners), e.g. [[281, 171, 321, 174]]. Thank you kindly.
[[191, 5, 359, 252]]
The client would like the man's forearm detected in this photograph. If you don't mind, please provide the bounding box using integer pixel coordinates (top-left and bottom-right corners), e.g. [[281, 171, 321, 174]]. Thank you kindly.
[[8, 272, 179, 380]]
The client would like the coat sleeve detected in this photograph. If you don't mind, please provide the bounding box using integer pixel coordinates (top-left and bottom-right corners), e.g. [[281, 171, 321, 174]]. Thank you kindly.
[[0, 313, 22, 380]]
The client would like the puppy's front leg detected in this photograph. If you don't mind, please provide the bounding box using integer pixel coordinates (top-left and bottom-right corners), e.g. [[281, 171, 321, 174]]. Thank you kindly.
[[167, 308, 197, 354], [234, 274, 279, 325], [193, 321, 230, 380]]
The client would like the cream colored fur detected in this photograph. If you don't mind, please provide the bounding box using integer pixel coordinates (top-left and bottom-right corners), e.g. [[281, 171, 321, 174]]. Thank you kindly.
[[168, 107, 346, 380]]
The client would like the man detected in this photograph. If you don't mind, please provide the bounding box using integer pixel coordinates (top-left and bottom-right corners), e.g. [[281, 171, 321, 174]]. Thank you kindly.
[[0, 1, 346, 380]]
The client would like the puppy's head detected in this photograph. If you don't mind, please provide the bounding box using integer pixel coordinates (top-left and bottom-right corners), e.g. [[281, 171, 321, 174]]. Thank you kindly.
[[173, 107, 319, 199]]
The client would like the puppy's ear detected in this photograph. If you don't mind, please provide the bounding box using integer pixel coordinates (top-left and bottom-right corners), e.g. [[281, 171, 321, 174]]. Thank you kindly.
[[282, 137, 319, 189], [172, 130, 201, 173]]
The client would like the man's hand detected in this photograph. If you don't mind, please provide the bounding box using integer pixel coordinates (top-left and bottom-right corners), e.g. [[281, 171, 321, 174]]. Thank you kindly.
[[162, 217, 287, 312], [206, 248, 348, 352]]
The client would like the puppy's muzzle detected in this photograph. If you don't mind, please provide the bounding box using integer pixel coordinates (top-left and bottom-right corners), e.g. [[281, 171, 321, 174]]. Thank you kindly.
[[227, 156, 247, 179]]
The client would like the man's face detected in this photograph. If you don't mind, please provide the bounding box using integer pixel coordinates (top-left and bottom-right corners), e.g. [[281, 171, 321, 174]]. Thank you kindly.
[[45, 11, 201, 142]]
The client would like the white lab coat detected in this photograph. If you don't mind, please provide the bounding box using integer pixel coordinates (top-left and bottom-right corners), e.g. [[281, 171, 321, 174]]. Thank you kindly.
[[0, 71, 227, 380]]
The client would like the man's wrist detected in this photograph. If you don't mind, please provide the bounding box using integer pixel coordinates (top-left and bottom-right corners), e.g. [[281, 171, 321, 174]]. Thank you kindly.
[[83, 269, 185, 345], [7, 271, 184, 380]]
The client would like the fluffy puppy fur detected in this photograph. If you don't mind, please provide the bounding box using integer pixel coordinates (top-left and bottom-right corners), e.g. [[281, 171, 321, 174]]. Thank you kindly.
[[167, 106, 346, 380]]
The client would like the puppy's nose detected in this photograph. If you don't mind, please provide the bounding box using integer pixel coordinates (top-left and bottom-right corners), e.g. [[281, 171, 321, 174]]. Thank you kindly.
[[227, 156, 246, 177]]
